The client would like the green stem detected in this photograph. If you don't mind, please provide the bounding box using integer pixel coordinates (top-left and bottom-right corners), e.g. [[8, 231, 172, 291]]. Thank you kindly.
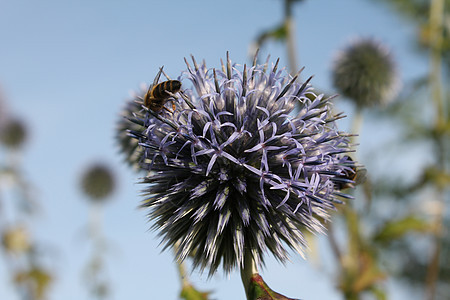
[[177, 259, 190, 287], [173, 242, 191, 287], [429, 0, 445, 128], [240, 248, 258, 299], [426, 205, 444, 300]]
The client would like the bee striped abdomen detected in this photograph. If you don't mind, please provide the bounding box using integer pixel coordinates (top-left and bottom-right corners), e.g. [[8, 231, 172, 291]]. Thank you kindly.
[[151, 80, 182, 98], [144, 80, 182, 112]]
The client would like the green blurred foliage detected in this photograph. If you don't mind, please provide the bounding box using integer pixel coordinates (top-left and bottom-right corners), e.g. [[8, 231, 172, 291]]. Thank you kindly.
[[372, 215, 434, 245], [247, 274, 298, 300], [83, 254, 110, 300], [2, 226, 31, 254], [256, 24, 288, 48], [180, 283, 212, 300], [375, 0, 450, 64], [324, 2, 449, 299], [1, 112, 53, 300], [14, 267, 52, 300], [362, 1, 450, 299], [398, 219, 450, 299], [250, 1, 449, 299]]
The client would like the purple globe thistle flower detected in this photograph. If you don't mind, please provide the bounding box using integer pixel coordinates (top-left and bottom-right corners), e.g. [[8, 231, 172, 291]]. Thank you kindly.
[[127, 53, 357, 275]]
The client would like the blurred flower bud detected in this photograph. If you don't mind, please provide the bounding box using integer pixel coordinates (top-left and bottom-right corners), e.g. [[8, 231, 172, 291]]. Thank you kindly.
[[80, 164, 115, 202], [0, 118, 28, 149], [332, 38, 400, 108]]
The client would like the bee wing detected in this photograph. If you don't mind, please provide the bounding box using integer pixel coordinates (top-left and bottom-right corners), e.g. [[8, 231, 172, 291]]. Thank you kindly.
[[153, 67, 164, 86], [355, 168, 367, 185], [160, 68, 172, 80]]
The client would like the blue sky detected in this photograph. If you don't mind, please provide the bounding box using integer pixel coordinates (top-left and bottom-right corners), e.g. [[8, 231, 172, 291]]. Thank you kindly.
[[0, 0, 428, 299]]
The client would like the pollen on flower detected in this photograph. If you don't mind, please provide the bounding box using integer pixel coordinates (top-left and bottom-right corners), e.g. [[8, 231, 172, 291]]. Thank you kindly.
[[124, 53, 359, 275]]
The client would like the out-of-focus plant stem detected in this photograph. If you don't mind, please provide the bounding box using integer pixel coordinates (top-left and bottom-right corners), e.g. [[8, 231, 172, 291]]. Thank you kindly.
[[84, 202, 110, 300], [284, 0, 300, 75], [351, 108, 364, 147], [175, 245, 211, 300], [1, 152, 43, 300], [89, 203, 103, 245], [429, 0, 445, 126], [345, 108, 364, 300], [425, 1, 446, 299], [327, 105, 365, 281], [327, 220, 344, 268], [252, 0, 301, 75]]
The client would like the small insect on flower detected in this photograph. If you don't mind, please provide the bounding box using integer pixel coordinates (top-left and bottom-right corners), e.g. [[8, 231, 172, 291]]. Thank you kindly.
[[334, 156, 367, 190], [144, 80, 182, 113]]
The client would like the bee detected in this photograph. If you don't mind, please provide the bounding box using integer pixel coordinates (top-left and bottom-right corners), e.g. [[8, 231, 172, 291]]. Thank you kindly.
[[334, 156, 367, 190], [144, 80, 182, 113]]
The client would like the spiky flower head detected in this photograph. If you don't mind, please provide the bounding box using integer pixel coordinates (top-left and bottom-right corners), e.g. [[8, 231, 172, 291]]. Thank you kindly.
[[126, 53, 357, 275], [0, 117, 28, 150], [117, 92, 146, 170], [80, 163, 115, 202], [332, 38, 400, 108]]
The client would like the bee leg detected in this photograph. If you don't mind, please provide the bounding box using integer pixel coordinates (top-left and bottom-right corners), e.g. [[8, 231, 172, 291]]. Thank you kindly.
[[163, 100, 176, 114], [163, 106, 174, 114]]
